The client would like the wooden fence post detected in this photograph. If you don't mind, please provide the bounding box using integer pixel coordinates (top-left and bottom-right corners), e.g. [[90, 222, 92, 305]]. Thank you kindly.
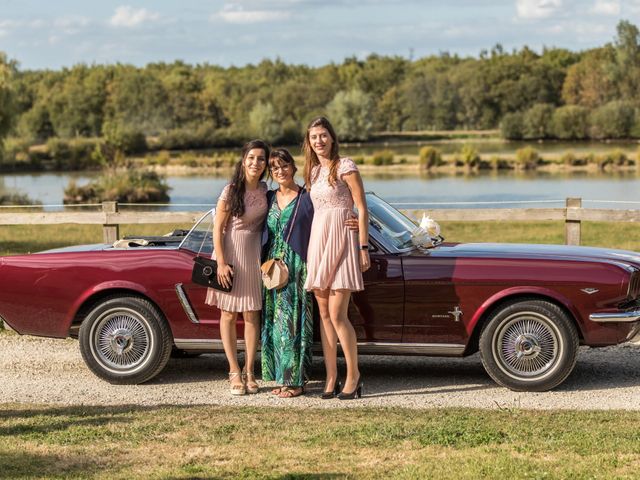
[[102, 201, 119, 244], [565, 197, 582, 246]]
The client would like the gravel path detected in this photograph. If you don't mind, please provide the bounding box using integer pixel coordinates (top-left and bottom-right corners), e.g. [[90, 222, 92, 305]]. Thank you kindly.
[[2, 333, 640, 410]]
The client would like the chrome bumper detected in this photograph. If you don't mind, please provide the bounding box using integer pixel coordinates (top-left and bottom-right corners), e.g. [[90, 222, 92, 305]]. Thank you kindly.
[[589, 309, 640, 323]]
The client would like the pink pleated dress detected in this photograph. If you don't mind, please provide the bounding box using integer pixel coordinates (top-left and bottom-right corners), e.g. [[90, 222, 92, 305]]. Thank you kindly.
[[304, 157, 364, 292], [205, 182, 268, 312]]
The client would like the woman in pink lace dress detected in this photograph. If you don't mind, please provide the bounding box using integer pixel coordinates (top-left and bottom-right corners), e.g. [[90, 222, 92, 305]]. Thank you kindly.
[[303, 117, 370, 400], [206, 139, 269, 396]]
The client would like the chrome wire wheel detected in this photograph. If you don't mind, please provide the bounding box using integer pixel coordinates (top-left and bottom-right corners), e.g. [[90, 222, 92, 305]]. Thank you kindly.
[[89, 307, 153, 375], [491, 311, 563, 381]]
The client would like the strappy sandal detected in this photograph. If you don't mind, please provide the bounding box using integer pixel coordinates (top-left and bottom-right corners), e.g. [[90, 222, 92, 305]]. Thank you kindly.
[[271, 386, 285, 395], [228, 372, 246, 396], [278, 386, 304, 398], [243, 370, 259, 394]]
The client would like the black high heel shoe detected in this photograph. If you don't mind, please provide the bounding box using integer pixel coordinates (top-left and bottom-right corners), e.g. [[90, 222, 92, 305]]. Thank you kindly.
[[337, 378, 363, 400], [321, 381, 341, 400]]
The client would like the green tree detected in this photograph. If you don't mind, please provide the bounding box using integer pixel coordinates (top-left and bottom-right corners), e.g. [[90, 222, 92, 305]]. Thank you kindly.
[[590, 100, 635, 139], [326, 89, 374, 141], [551, 105, 589, 139], [523, 103, 555, 139], [0, 52, 16, 156], [248, 101, 283, 142], [500, 112, 524, 140]]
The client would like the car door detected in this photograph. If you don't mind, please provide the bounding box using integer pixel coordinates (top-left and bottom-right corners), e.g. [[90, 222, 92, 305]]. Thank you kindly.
[[402, 252, 468, 345], [349, 242, 404, 342]]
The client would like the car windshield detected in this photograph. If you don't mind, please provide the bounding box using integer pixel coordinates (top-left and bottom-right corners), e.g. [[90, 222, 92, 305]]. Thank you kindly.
[[180, 195, 430, 254], [366, 193, 431, 250], [180, 211, 214, 255]]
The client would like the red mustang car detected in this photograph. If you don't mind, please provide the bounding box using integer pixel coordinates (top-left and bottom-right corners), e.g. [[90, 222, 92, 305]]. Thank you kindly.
[[1, 194, 639, 391]]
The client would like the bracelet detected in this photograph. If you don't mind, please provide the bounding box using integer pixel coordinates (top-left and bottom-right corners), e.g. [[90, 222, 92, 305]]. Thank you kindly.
[[359, 245, 369, 251]]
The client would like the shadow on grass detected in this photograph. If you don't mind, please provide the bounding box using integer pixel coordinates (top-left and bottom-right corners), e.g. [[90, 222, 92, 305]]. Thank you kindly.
[[0, 451, 108, 479]]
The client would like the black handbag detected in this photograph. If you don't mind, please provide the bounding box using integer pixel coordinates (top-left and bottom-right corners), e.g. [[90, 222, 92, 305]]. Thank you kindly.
[[191, 228, 233, 292]]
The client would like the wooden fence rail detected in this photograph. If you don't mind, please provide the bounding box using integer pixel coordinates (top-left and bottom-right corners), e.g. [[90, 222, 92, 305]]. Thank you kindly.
[[1, 198, 639, 246]]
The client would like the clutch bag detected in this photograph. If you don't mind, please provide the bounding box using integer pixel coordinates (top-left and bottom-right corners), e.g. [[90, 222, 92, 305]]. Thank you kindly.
[[192, 256, 233, 292]]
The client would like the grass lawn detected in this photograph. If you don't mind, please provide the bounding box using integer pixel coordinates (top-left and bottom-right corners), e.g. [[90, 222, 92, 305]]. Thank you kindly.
[[1, 221, 639, 256], [1, 404, 640, 479]]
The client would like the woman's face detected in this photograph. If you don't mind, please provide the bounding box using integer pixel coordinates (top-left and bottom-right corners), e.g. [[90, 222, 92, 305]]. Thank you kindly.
[[270, 160, 295, 186], [243, 148, 267, 180], [308, 126, 333, 159]]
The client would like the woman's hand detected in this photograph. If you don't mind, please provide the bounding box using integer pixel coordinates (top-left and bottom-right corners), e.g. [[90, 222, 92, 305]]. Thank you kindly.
[[344, 215, 359, 232], [217, 263, 234, 289], [359, 250, 370, 272]]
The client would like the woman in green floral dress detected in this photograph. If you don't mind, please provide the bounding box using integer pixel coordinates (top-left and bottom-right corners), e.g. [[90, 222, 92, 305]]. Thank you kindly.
[[261, 149, 314, 398]]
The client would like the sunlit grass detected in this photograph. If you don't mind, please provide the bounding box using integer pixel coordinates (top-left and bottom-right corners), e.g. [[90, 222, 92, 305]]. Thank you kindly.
[[1, 404, 640, 479]]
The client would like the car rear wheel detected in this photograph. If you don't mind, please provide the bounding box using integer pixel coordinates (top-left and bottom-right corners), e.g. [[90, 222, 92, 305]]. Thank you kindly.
[[79, 295, 173, 384], [479, 299, 579, 392]]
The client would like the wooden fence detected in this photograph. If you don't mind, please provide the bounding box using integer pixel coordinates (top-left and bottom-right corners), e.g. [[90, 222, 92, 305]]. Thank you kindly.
[[1, 198, 639, 246]]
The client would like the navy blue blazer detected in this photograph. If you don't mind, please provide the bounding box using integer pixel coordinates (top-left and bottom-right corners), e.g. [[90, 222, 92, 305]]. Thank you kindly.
[[261, 186, 314, 261]]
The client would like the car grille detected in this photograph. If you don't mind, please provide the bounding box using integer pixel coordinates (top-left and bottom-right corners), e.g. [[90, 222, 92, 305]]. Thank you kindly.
[[629, 272, 640, 301]]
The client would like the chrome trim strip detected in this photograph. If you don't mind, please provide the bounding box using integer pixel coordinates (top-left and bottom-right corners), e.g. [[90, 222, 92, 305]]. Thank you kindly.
[[173, 339, 465, 356], [589, 309, 640, 323], [175, 283, 200, 324]]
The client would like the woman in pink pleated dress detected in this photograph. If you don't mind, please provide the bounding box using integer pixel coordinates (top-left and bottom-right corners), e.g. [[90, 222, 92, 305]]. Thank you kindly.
[[206, 139, 269, 396], [303, 117, 370, 400]]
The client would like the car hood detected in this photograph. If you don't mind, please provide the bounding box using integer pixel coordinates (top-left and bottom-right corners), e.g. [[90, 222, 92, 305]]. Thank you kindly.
[[431, 242, 640, 268]]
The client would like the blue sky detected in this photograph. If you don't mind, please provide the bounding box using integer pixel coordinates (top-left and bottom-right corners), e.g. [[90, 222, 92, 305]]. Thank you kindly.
[[1, 0, 639, 69]]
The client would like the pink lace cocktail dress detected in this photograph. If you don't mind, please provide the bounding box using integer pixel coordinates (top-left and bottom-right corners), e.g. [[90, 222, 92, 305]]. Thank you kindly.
[[304, 157, 364, 292], [205, 182, 268, 312]]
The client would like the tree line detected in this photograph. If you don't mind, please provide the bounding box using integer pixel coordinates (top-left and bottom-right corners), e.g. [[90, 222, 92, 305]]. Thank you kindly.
[[1, 20, 640, 160]]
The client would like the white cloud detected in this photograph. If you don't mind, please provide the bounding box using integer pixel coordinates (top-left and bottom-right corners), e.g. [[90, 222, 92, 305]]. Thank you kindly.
[[590, 0, 620, 15], [213, 4, 292, 24], [516, 0, 563, 20], [109, 5, 161, 28]]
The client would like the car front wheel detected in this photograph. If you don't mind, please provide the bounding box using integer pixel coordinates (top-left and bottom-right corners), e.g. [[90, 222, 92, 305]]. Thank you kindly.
[[479, 298, 579, 392], [79, 295, 173, 384]]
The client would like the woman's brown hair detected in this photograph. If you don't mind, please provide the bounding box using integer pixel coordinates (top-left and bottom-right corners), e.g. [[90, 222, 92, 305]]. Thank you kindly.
[[302, 116, 340, 188], [269, 148, 297, 178]]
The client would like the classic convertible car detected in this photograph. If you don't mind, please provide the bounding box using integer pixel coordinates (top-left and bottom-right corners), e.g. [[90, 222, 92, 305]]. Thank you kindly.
[[1, 193, 639, 392]]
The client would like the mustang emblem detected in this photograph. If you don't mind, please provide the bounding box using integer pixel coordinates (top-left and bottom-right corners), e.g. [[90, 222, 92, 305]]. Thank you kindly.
[[448, 306, 463, 322], [581, 288, 599, 295]]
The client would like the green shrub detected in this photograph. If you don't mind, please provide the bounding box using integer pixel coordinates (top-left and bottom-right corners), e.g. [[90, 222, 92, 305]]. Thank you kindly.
[[371, 149, 394, 166], [500, 112, 524, 140], [398, 157, 407, 164], [0, 192, 42, 206], [418, 146, 442, 169], [561, 152, 577, 166], [589, 101, 635, 139], [514, 146, 540, 169], [64, 170, 170, 203], [46, 137, 101, 170], [458, 144, 481, 168], [523, 103, 554, 139], [603, 149, 629, 167], [353, 155, 365, 165], [552, 106, 589, 140]]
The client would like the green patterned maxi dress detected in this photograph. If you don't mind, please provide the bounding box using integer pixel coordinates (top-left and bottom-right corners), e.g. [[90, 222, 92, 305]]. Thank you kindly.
[[261, 197, 313, 387]]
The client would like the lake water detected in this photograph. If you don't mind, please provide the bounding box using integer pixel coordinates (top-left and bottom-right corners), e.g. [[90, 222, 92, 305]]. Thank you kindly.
[[2, 170, 640, 211]]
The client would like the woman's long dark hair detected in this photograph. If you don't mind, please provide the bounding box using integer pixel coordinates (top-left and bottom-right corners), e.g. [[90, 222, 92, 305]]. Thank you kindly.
[[228, 139, 269, 217], [302, 116, 340, 188]]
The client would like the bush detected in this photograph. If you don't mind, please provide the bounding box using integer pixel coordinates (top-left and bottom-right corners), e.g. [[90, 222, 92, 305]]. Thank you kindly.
[[458, 145, 481, 168], [523, 103, 555, 139], [552, 106, 589, 140], [500, 112, 524, 140], [0, 192, 42, 206], [514, 146, 540, 169], [64, 170, 170, 204], [589, 101, 635, 139], [353, 155, 365, 165], [46, 137, 102, 170], [371, 149, 394, 166], [561, 152, 578, 167], [418, 146, 442, 169]]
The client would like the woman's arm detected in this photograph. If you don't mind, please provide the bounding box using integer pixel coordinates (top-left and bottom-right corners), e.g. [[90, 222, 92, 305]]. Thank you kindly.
[[344, 171, 370, 272], [213, 197, 233, 288]]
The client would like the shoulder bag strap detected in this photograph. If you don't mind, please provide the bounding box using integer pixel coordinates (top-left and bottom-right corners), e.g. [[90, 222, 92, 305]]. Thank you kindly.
[[284, 186, 303, 244]]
